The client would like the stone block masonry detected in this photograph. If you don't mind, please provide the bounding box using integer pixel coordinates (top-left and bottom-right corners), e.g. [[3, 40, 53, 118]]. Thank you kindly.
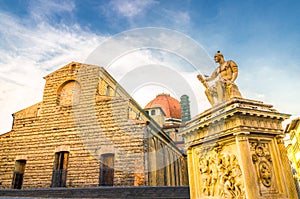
[[0, 62, 188, 189]]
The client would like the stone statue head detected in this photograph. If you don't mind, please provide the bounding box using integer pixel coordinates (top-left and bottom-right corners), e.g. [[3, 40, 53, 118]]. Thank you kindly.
[[214, 51, 224, 63]]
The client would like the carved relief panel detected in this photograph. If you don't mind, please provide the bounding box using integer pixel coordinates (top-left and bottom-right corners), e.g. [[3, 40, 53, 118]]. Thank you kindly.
[[250, 139, 278, 195], [195, 143, 245, 198]]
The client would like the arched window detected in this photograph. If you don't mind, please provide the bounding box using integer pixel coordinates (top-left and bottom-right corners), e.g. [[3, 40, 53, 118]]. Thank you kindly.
[[156, 143, 166, 186], [148, 138, 157, 185], [57, 80, 80, 106], [114, 86, 119, 97]]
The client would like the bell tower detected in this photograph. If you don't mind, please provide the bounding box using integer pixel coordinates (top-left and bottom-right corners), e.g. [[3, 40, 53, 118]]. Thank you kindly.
[[180, 95, 191, 124]]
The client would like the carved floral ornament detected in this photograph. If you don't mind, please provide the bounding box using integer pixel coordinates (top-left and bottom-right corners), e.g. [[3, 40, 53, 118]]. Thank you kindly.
[[251, 140, 273, 188], [196, 143, 245, 198]]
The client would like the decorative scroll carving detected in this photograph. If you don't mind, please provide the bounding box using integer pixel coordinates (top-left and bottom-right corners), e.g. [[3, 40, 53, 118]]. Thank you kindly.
[[258, 161, 272, 187], [197, 143, 245, 198], [275, 135, 284, 144], [250, 140, 274, 190]]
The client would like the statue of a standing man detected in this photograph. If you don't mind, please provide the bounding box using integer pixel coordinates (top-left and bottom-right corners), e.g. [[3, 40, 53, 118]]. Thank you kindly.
[[197, 51, 242, 106]]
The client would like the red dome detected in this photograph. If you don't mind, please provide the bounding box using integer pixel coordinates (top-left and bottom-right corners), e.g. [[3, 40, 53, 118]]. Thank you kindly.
[[145, 94, 181, 119]]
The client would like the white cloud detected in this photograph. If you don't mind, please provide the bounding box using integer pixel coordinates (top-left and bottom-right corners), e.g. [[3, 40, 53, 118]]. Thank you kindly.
[[28, 0, 76, 22], [163, 10, 191, 27], [0, 11, 106, 134], [101, 49, 209, 117], [175, 11, 190, 25], [85, 28, 216, 118], [107, 0, 157, 18]]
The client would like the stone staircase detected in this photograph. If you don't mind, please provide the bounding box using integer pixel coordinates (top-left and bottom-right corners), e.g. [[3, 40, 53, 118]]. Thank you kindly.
[[0, 186, 190, 198]]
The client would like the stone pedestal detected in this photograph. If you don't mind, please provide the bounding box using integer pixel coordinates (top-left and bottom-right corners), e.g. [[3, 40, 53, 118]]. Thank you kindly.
[[181, 98, 298, 199]]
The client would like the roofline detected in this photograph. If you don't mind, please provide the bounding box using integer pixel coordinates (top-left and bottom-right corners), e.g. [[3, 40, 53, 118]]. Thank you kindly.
[[0, 130, 13, 138]]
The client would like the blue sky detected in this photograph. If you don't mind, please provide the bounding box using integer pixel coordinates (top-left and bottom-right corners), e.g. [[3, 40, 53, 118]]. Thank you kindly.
[[0, 0, 299, 133]]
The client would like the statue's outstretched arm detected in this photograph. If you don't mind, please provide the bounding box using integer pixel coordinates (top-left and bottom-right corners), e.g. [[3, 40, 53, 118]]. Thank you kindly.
[[197, 74, 209, 89], [205, 68, 218, 82]]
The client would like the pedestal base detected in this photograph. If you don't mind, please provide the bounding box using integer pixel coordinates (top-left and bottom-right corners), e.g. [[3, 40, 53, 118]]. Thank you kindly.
[[181, 98, 298, 199]]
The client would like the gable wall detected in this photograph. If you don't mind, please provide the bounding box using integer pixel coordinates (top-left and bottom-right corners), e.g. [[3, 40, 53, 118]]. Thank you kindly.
[[0, 62, 188, 189]]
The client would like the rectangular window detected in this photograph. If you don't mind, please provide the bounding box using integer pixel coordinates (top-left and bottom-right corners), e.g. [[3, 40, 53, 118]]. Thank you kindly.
[[99, 153, 114, 186], [106, 85, 111, 96], [12, 160, 26, 189], [151, 110, 155, 115], [51, 151, 69, 187]]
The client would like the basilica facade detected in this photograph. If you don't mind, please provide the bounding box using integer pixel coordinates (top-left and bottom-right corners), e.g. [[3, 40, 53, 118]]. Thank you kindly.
[[0, 62, 188, 189]]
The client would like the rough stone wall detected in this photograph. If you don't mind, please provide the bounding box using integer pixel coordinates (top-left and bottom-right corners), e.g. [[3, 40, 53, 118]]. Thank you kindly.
[[0, 62, 187, 189], [0, 105, 96, 188]]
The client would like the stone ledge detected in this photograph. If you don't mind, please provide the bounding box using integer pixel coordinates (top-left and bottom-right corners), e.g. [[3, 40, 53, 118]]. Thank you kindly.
[[0, 186, 190, 199]]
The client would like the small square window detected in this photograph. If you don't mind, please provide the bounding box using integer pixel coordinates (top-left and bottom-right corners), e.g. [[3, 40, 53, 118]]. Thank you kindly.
[[151, 110, 155, 115]]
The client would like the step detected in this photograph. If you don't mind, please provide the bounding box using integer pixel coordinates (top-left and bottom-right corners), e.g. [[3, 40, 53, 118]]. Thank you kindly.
[[0, 186, 190, 199]]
